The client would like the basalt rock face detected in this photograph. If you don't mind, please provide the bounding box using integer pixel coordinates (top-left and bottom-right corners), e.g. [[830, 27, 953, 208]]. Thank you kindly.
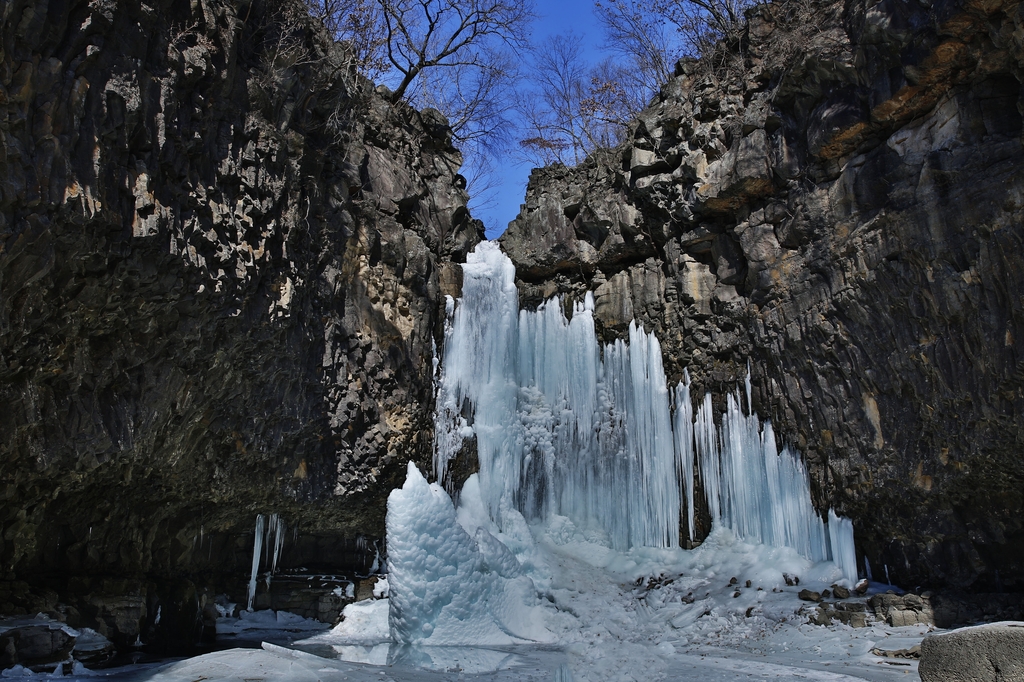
[[0, 0, 480, 647], [500, 0, 1024, 591]]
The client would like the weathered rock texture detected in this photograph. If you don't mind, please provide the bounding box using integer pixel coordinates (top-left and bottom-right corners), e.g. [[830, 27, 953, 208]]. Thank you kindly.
[[0, 0, 480, 647], [920, 621, 1024, 682], [500, 0, 1024, 591]]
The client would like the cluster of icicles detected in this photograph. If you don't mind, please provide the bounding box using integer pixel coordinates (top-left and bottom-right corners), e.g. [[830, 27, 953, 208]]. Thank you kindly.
[[247, 513, 286, 610], [434, 242, 857, 582]]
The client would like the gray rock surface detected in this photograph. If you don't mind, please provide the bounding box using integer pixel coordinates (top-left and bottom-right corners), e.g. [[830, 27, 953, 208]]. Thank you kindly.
[[920, 622, 1024, 682], [499, 0, 1024, 590], [0, 0, 480, 648], [869, 592, 935, 627], [0, 621, 76, 670]]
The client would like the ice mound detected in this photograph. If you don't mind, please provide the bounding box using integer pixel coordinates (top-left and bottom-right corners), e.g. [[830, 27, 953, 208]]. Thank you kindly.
[[329, 599, 390, 642], [386, 462, 552, 645]]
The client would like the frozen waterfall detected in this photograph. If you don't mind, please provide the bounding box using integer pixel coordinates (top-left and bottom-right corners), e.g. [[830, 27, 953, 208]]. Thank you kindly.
[[433, 241, 857, 582]]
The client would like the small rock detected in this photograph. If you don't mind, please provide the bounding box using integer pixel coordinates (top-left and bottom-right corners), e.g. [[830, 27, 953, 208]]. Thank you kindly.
[[804, 605, 831, 626], [854, 579, 869, 595], [733, 591, 741, 598], [728, 577, 738, 586], [822, 589, 831, 599], [872, 645, 921, 659], [783, 573, 799, 586], [798, 589, 822, 602], [831, 584, 851, 599]]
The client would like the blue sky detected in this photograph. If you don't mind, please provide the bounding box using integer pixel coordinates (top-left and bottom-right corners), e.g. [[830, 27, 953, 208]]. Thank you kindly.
[[472, 0, 609, 238]]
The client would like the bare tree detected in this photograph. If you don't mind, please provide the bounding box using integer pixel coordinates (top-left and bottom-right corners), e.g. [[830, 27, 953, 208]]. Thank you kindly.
[[595, 0, 673, 98], [517, 33, 632, 166], [597, 0, 757, 84], [303, 0, 529, 144], [377, 0, 532, 103], [306, 0, 531, 226], [658, 0, 752, 50], [303, 0, 390, 79]]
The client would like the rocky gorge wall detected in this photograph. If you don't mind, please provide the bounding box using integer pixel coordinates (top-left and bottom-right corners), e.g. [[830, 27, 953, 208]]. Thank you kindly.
[[500, 0, 1024, 593], [0, 0, 479, 648]]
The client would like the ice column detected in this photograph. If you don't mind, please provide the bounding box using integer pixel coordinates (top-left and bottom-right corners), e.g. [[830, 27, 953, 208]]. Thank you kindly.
[[432, 242, 520, 517], [433, 242, 681, 551], [247, 514, 265, 611], [673, 372, 695, 542], [694, 393, 720, 524], [386, 463, 549, 645]]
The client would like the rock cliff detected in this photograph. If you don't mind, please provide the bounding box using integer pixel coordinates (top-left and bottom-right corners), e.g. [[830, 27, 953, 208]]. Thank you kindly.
[[0, 0, 480, 647], [500, 0, 1024, 592]]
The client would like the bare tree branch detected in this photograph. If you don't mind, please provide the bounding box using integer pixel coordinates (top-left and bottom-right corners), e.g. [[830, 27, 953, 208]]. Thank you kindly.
[[517, 32, 630, 167], [379, 0, 534, 102], [595, 0, 673, 94]]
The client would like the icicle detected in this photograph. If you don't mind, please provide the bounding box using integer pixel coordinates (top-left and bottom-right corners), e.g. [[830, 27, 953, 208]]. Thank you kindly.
[[694, 393, 719, 524], [247, 514, 266, 611], [744, 361, 752, 416], [268, 514, 285, 575], [673, 372, 695, 542], [685, 371, 856, 581], [370, 543, 380, 574]]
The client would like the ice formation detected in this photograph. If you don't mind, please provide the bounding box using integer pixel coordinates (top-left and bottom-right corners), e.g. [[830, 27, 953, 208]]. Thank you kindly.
[[434, 242, 680, 550], [246, 513, 286, 611], [431, 241, 857, 582], [677, 381, 858, 582], [385, 462, 551, 645]]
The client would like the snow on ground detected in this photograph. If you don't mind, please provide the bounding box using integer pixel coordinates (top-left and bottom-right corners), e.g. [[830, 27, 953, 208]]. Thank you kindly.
[[531, 519, 928, 682], [22, 474, 930, 681], [25, 555, 929, 682], [282, 493, 928, 682]]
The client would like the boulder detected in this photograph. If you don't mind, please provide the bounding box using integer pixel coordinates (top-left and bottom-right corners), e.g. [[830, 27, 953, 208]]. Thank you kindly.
[[0, 620, 77, 670], [919, 622, 1024, 682]]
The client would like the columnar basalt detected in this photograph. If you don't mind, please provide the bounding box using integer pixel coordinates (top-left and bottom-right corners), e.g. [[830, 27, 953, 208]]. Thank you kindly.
[[0, 0, 480, 646]]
